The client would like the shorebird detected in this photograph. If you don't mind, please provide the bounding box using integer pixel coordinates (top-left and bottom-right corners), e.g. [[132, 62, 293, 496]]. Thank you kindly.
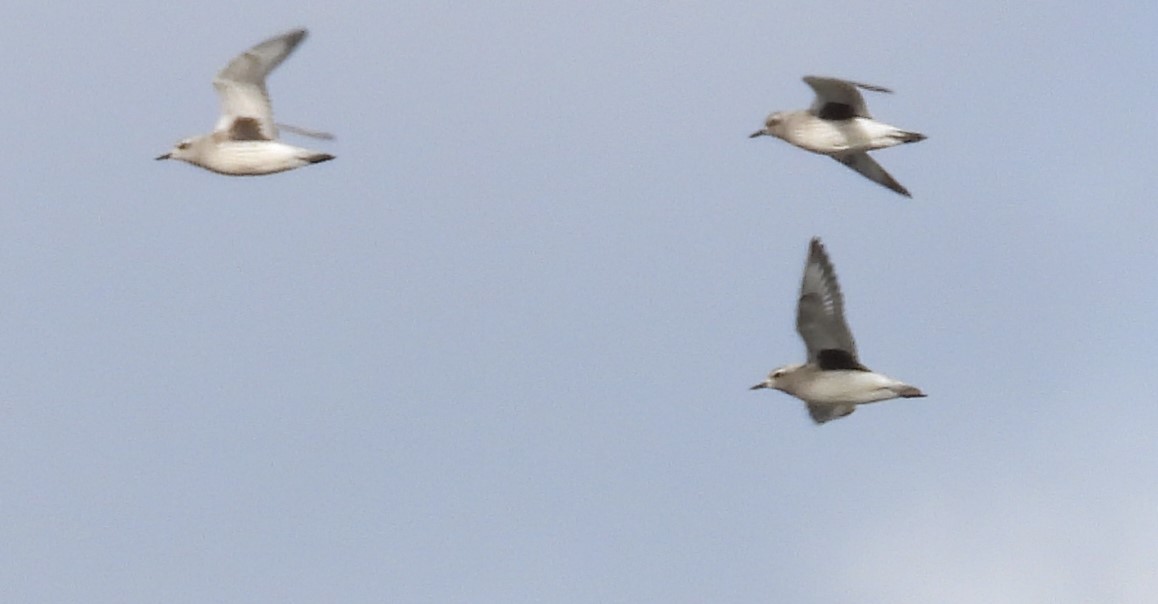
[[750, 238, 925, 424], [749, 76, 925, 197], [156, 28, 334, 176]]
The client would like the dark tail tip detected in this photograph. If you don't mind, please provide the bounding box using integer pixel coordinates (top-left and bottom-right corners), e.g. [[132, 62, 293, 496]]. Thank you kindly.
[[308, 153, 336, 165], [902, 132, 927, 144], [898, 385, 926, 398]]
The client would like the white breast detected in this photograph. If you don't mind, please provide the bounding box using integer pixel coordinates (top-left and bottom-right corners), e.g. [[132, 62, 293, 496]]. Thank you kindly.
[[793, 370, 902, 405], [202, 141, 309, 176]]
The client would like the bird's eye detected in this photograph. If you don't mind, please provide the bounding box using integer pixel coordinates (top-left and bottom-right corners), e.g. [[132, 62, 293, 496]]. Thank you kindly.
[[177, 142, 190, 150]]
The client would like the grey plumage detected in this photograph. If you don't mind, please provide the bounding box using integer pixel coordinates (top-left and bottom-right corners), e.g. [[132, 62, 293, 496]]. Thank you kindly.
[[751, 238, 926, 424], [750, 76, 925, 197]]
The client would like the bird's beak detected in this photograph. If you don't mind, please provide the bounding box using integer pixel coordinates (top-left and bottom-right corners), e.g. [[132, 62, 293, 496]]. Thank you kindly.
[[749, 382, 768, 390], [749, 130, 766, 139], [155, 153, 171, 160]]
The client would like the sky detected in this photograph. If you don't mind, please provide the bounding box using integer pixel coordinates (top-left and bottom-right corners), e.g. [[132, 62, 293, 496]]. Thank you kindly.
[[2, 2, 1157, 602]]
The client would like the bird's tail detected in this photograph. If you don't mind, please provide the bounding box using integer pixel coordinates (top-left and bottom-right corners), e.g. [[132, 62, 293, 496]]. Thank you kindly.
[[305, 153, 335, 165], [895, 385, 926, 398], [895, 130, 926, 144]]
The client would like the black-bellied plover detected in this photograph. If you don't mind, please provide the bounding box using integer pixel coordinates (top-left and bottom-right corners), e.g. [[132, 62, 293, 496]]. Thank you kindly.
[[751, 238, 926, 424], [156, 29, 334, 176], [750, 76, 925, 197]]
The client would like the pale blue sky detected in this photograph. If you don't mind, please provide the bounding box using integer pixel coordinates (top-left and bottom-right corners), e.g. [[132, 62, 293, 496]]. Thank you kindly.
[[2, 2, 1157, 602]]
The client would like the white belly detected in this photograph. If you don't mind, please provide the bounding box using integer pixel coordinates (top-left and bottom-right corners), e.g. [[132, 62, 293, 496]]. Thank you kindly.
[[790, 118, 901, 154], [202, 141, 311, 175], [793, 370, 903, 405]]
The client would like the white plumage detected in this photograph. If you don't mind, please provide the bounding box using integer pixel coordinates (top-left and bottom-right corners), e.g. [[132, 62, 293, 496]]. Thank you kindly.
[[156, 29, 335, 176], [751, 238, 926, 424], [750, 76, 925, 197]]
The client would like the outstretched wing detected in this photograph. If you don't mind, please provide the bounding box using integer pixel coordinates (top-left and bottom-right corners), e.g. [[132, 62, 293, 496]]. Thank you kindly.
[[212, 29, 308, 141], [796, 238, 864, 371], [803, 76, 891, 120], [834, 153, 912, 198]]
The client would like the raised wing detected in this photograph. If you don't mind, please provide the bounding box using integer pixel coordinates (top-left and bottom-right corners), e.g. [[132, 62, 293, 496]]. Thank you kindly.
[[803, 76, 891, 120], [212, 29, 308, 141], [833, 153, 912, 198], [275, 123, 335, 140], [796, 238, 864, 371]]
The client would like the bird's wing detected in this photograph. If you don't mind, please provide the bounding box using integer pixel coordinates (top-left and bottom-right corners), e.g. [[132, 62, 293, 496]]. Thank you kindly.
[[803, 76, 891, 120], [275, 123, 335, 140], [796, 238, 863, 370], [212, 29, 308, 141], [833, 153, 912, 198], [806, 403, 855, 424]]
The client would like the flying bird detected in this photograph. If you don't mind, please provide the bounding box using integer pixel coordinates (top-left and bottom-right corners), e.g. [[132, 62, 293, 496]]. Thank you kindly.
[[156, 28, 334, 176], [751, 238, 926, 424], [750, 76, 925, 197]]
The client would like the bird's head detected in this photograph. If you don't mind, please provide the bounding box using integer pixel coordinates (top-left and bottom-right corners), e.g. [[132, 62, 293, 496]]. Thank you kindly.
[[749, 363, 802, 391], [155, 137, 197, 162], [749, 112, 786, 139]]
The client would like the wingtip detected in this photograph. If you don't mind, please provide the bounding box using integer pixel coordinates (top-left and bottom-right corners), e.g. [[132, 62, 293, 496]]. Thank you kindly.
[[806, 237, 835, 276], [803, 75, 893, 94], [307, 153, 335, 165], [264, 28, 308, 46], [280, 28, 309, 48]]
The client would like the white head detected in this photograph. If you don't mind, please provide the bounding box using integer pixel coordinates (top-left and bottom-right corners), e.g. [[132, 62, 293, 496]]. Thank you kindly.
[[749, 111, 787, 139], [155, 136, 204, 163], [749, 363, 804, 392]]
